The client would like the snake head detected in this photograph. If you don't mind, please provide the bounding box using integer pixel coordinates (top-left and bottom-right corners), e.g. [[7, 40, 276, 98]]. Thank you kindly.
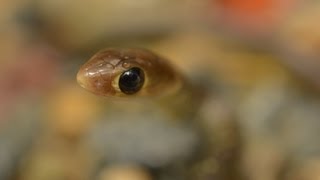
[[77, 48, 182, 97]]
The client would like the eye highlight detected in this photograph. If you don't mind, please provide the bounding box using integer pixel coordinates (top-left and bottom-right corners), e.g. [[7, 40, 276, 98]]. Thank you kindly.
[[119, 67, 145, 94]]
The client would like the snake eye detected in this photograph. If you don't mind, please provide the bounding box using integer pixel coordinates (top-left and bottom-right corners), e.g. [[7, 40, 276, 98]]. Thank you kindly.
[[119, 67, 145, 94]]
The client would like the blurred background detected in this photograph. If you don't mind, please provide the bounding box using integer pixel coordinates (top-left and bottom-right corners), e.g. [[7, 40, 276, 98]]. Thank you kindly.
[[1, 0, 320, 179]]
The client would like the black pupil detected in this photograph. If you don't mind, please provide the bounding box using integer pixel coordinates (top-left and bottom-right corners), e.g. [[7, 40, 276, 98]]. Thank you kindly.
[[119, 67, 144, 94]]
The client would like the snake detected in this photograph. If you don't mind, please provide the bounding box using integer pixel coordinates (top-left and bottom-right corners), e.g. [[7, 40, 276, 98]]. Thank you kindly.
[[76, 48, 208, 120], [76, 48, 241, 180], [76, 48, 190, 97]]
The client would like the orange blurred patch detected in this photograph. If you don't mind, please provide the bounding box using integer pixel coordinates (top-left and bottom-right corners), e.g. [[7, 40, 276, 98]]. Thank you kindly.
[[211, 0, 297, 35], [45, 83, 101, 139], [220, 0, 275, 16]]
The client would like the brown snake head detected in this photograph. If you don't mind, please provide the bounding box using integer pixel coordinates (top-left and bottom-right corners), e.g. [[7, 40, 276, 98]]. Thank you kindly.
[[77, 48, 183, 97]]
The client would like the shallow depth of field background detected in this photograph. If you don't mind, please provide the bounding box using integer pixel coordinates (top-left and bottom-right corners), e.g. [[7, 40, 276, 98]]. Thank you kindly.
[[1, 0, 320, 180]]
